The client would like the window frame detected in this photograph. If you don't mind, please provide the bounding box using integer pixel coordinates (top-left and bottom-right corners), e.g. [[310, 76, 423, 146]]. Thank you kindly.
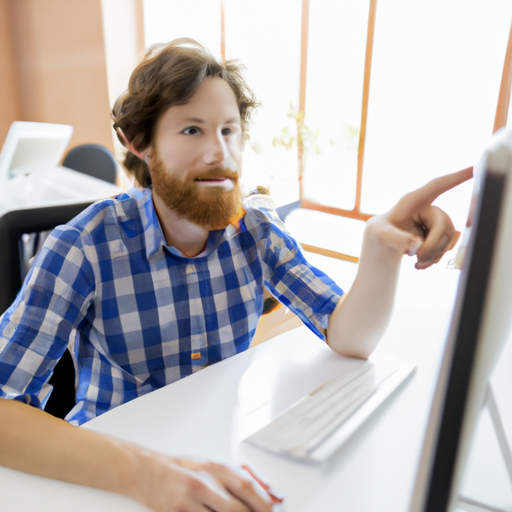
[[188, 0, 512, 221]]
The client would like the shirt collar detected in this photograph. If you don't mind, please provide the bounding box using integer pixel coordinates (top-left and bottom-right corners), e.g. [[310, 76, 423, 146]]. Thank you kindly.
[[136, 186, 241, 260], [136, 186, 167, 260]]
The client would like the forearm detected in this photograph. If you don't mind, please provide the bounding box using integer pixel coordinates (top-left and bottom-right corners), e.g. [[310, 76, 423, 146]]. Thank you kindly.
[[0, 399, 276, 512], [326, 219, 404, 359], [0, 399, 142, 502]]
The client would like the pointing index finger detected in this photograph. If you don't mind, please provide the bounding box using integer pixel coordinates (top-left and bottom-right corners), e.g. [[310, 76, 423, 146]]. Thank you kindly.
[[410, 166, 473, 208]]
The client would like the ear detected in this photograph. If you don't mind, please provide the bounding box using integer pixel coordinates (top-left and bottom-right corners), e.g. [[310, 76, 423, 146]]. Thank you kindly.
[[116, 127, 147, 161], [144, 146, 154, 165]]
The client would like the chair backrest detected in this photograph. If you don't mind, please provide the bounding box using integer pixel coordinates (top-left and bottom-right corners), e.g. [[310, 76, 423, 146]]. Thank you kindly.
[[62, 144, 117, 184], [0, 201, 93, 419]]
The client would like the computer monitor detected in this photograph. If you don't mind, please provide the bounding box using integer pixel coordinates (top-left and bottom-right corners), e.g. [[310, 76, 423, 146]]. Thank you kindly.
[[0, 121, 73, 182], [410, 127, 512, 511]]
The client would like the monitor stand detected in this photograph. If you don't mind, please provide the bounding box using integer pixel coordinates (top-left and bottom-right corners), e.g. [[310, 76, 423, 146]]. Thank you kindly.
[[458, 385, 512, 512]]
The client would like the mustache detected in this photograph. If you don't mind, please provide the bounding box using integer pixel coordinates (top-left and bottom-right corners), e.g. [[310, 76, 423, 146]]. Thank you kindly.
[[193, 168, 239, 181]]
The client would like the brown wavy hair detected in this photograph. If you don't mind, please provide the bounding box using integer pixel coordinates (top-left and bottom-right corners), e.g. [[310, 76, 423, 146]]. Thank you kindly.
[[112, 38, 259, 188]]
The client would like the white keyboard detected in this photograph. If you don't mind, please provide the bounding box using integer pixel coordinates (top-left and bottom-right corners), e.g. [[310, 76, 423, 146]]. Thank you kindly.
[[244, 356, 415, 461]]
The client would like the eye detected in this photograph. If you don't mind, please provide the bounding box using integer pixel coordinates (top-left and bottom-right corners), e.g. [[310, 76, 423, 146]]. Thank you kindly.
[[221, 127, 231, 136], [182, 127, 200, 135]]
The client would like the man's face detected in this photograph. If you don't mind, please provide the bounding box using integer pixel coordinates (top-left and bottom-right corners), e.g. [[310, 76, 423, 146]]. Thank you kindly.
[[149, 76, 244, 230]]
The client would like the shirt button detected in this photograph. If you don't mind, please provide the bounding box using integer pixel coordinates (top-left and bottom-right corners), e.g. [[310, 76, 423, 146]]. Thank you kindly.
[[186, 265, 194, 274]]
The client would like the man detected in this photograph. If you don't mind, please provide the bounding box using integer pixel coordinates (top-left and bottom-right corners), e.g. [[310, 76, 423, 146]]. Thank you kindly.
[[0, 38, 471, 511]]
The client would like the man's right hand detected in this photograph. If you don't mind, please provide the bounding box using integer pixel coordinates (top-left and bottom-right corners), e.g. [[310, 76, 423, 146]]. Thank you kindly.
[[131, 448, 277, 512]]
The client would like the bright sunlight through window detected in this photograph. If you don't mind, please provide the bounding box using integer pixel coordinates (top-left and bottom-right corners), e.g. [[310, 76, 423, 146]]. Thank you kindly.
[[143, 0, 512, 230]]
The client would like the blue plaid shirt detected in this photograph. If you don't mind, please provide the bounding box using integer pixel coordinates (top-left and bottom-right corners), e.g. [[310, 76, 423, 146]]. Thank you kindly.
[[0, 187, 343, 425]]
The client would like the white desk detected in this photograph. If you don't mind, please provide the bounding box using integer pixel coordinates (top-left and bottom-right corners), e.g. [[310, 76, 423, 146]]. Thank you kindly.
[[0, 257, 510, 511], [0, 165, 121, 217]]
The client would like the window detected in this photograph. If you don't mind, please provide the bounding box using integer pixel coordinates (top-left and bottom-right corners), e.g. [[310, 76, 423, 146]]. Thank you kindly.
[[143, 0, 512, 229]]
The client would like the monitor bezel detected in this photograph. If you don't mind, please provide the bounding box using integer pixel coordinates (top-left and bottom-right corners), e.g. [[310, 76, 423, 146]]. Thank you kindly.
[[410, 127, 512, 511]]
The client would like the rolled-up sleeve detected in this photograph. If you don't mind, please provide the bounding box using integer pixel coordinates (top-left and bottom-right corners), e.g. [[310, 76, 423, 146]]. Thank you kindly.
[[245, 207, 344, 340]]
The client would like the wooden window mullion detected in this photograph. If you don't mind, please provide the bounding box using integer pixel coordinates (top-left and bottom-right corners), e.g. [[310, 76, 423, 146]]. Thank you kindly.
[[299, 0, 377, 222], [493, 15, 512, 132]]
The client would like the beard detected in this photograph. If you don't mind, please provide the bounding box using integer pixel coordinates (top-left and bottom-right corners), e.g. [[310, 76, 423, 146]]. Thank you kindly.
[[150, 153, 243, 231]]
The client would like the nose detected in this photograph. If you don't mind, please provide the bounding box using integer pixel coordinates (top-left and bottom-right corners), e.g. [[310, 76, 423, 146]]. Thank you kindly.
[[203, 131, 230, 165]]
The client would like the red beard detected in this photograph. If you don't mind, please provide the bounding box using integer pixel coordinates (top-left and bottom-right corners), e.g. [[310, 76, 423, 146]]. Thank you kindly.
[[150, 153, 243, 231]]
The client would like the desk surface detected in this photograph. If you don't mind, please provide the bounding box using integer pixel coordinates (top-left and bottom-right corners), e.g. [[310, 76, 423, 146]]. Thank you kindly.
[[0, 258, 509, 512], [0, 166, 121, 217]]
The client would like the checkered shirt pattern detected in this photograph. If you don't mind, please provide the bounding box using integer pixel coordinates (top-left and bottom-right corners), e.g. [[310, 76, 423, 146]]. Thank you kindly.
[[0, 187, 343, 425]]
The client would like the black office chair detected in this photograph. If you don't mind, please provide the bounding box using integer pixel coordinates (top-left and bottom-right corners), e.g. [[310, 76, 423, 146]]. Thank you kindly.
[[62, 143, 117, 184], [0, 201, 94, 419], [19, 144, 118, 281]]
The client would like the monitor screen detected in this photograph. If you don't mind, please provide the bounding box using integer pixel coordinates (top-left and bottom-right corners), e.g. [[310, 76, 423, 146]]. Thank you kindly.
[[0, 121, 73, 182], [410, 127, 512, 511]]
